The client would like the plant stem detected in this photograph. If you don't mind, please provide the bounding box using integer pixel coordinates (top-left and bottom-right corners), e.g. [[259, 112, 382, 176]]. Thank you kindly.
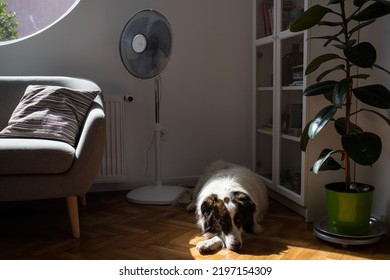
[[340, 1, 351, 190]]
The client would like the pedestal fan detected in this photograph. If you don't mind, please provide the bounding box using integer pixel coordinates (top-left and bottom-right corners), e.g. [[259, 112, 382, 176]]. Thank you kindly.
[[119, 9, 184, 204]]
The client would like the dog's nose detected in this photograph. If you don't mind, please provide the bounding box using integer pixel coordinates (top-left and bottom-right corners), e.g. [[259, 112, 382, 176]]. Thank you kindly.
[[230, 241, 242, 251]]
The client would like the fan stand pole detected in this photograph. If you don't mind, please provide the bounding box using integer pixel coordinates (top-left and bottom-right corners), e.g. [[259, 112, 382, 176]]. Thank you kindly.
[[126, 77, 185, 205]]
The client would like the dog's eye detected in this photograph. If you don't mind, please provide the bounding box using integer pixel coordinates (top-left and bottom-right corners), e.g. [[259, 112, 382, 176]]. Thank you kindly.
[[234, 214, 242, 226]]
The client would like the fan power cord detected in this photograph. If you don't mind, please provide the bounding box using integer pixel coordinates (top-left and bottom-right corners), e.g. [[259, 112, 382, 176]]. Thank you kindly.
[[144, 75, 164, 183]]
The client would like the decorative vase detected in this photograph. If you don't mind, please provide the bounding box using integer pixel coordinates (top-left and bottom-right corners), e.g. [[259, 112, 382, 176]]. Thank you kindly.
[[325, 182, 374, 235]]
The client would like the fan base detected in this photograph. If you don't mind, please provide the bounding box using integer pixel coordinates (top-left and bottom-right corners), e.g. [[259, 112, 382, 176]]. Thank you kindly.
[[126, 184, 185, 205]]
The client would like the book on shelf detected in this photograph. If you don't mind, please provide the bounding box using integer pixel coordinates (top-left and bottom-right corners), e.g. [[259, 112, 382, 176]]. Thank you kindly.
[[262, 2, 273, 36], [285, 103, 302, 129], [259, 0, 303, 36]]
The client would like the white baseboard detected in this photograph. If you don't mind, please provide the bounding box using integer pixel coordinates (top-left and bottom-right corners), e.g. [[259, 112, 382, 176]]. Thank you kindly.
[[90, 176, 198, 193]]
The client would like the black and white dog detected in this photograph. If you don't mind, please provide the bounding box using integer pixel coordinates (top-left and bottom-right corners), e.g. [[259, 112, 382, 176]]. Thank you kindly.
[[187, 160, 268, 254]]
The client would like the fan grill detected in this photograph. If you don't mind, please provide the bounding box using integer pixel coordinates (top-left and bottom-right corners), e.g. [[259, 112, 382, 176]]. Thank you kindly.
[[119, 9, 173, 79]]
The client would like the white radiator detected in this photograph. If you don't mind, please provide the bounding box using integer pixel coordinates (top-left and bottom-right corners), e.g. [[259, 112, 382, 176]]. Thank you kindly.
[[95, 94, 126, 183]]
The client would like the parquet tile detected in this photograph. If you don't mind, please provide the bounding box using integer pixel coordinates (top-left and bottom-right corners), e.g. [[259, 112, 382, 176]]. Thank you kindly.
[[0, 190, 389, 260]]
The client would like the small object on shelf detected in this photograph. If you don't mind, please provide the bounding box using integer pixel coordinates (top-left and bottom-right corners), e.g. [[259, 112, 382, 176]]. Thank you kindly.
[[280, 169, 301, 194], [261, 124, 273, 132], [287, 7, 304, 29], [290, 64, 303, 86], [282, 44, 303, 86], [290, 80, 303, 86], [284, 103, 302, 134], [288, 127, 302, 137]]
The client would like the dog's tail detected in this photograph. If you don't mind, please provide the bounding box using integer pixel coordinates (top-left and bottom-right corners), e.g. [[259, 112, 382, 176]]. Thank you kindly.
[[170, 187, 194, 209]]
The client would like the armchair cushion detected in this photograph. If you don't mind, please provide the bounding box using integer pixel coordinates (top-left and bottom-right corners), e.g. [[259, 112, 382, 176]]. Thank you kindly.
[[0, 138, 75, 175], [0, 85, 98, 147]]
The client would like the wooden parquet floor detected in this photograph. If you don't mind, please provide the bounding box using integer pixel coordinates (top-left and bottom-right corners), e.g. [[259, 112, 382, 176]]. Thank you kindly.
[[0, 190, 389, 260]]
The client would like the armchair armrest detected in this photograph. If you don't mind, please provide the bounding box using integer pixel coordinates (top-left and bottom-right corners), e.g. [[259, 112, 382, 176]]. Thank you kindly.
[[68, 93, 106, 195]]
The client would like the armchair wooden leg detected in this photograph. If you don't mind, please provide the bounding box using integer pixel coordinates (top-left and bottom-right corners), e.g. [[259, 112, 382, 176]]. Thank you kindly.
[[66, 196, 80, 238]]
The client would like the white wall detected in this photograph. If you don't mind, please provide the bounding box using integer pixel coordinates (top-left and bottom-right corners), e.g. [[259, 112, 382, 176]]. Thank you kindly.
[[356, 15, 390, 223], [0, 0, 253, 187]]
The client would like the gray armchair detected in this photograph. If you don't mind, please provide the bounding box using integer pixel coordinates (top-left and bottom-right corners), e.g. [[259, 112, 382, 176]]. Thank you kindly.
[[0, 76, 106, 238]]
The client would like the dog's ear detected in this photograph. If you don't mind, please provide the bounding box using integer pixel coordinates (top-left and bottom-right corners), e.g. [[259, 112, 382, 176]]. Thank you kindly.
[[201, 200, 211, 217], [201, 194, 217, 216], [200, 194, 232, 234], [231, 192, 256, 209], [200, 195, 217, 234], [231, 191, 256, 233]]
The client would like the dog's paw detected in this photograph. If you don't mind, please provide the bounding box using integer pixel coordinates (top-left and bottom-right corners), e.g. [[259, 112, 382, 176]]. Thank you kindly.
[[253, 223, 263, 234], [196, 236, 224, 254]]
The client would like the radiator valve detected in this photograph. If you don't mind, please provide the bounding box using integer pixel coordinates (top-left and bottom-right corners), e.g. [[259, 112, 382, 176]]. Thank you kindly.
[[124, 94, 133, 102]]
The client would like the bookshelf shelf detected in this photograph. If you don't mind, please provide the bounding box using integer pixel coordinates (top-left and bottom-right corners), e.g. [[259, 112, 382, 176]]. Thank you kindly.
[[282, 85, 303, 91], [257, 86, 273, 91], [257, 128, 273, 136], [281, 133, 300, 142], [257, 128, 301, 142]]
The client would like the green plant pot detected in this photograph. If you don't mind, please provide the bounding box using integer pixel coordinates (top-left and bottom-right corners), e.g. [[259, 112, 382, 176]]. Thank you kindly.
[[325, 182, 374, 235]]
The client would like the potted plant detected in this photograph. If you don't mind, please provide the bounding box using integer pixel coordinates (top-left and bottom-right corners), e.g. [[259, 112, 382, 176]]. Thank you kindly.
[[290, 0, 390, 235]]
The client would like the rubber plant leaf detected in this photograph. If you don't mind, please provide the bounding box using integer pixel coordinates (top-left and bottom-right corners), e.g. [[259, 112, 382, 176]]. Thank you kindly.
[[305, 53, 341, 75], [323, 31, 344, 47], [353, 84, 390, 109], [303, 80, 337, 96], [353, 0, 368, 7], [342, 132, 382, 166], [334, 117, 363, 135], [309, 35, 342, 46], [359, 109, 390, 126], [349, 19, 376, 35], [290, 5, 333, 32], [346, 39, 357, 48], [318, 21, 342, 27], [308, 105, 337, 139], [352, 2, 390, 21], [316, 64, 345, 82], [374, 63, 390, 75], [333, 77, 352, 108], [344, 42, 376, 68], [324, 91, 333, 103], [300, 121, 311, 152], [350, 73, 370, 80], [311, 148, 343, 174], [328, 0, 342, 5], [377, 0, 390, 8]]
